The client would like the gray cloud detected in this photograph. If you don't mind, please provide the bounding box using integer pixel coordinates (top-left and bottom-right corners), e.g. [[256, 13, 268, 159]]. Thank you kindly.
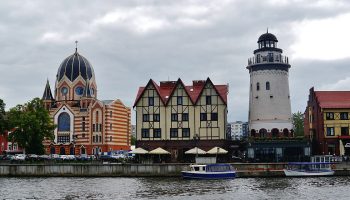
[[1, 0, 350, 124]]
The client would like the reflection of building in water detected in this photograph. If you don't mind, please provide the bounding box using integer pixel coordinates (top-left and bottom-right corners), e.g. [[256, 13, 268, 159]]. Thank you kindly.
[[42, 46, 131, 155]]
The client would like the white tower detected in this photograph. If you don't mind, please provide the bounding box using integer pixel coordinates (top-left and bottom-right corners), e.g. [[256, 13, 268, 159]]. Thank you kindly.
[[247, 31, 292, 137]]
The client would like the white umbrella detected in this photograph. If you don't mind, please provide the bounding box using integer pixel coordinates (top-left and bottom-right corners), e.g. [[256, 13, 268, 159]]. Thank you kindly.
[[129, 147, 149, 154], [340, 140, 345, 156], [185, 147, 206, 155], [149, 147, 170, 154], [207, 147, 228, 154]]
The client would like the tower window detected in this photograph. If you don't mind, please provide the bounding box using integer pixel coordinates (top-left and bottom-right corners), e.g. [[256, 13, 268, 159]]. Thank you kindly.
[[256, 82, 260, 91], [266, 82, 270, 90], [268, 53, 274, 62]]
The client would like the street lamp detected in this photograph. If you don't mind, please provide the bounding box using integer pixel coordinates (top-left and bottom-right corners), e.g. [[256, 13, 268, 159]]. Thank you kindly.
[[193, 134, 200, 158]]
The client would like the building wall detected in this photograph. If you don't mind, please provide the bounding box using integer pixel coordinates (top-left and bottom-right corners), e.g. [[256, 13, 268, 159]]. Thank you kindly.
[[304, 88, 350, 156], [135, 81, 227, 143], [249, 69, 292, 131]]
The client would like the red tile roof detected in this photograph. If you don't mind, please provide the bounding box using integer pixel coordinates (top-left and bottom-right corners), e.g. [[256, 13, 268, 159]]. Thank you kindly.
[[133, 78, 228, 107], [315, 91, 350, 108]]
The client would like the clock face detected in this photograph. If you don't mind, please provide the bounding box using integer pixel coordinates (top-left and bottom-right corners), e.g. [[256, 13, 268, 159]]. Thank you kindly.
[[75, 86, 84, 95], [61, 87, 68, 95]]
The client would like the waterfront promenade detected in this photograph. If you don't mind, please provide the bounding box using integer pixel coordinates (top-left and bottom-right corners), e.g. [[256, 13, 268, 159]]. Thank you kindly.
[[1, 162, 350, 177]]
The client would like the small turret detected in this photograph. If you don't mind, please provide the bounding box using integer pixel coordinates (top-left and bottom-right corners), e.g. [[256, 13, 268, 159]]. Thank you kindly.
[[42, 79, 54, 110]]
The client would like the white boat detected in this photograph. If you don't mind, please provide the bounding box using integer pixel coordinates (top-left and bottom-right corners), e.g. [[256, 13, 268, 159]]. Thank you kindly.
[[181, 164, 236, 179], [283, 162, 335, 177]]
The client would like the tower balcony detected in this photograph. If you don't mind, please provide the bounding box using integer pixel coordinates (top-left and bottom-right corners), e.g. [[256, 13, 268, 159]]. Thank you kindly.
[[248, 55, 289, 66]]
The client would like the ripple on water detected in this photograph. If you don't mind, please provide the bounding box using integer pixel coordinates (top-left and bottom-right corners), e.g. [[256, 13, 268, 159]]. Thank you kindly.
[[1, 177, 350, 200]]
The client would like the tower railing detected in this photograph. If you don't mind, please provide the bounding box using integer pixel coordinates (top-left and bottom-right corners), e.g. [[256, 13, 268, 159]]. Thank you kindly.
[[248, 55, 289, 66]]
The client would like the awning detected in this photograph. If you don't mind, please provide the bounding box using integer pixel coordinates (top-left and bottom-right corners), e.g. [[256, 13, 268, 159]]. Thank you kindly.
[[129, 147, 149, 154], [149, 147, 170, 155], [207, 147, 228, 154], [185, 147, 206, 155]]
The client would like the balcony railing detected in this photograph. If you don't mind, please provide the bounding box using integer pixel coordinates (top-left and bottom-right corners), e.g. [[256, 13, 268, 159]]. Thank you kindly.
[[248, 55, 289, 66]]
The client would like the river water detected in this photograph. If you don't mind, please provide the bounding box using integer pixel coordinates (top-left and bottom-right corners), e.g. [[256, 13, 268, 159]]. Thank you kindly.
[[0, 176, 349, 200]]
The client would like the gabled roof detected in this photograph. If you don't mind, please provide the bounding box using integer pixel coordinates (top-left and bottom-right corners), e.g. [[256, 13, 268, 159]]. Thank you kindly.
[[133, 78, 228, 107], [315, 91, 350, 108], [42, 80, 54, 100]]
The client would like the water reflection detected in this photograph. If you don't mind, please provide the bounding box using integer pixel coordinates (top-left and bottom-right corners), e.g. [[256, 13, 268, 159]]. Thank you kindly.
[[1, 177, 350, 200]]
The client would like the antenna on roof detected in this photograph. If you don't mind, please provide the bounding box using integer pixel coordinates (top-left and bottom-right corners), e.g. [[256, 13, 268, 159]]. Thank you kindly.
[[75, 40, 78, 53], [267, 27, 269, 33]]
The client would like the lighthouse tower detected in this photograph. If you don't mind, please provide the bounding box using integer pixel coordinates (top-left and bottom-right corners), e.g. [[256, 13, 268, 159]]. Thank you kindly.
[[247, 31, 292, 137]]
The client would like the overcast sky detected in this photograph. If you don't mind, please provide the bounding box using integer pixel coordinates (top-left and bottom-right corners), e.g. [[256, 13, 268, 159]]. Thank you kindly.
[[1, 0, 350, 124]]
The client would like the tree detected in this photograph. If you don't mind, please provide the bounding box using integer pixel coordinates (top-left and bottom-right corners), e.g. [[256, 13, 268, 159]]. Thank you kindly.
[[0, 99, 8, 134], [131, 135, 136, 146], [292, 111, 304, 137], [8, 98, 55, 154]]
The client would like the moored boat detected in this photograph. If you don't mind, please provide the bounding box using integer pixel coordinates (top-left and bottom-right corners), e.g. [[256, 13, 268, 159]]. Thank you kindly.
[[283, 162, 335, 177], [181, 163, 236, 179]]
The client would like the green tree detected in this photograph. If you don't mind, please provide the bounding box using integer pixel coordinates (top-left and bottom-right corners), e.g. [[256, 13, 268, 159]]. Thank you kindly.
[[8, 98, 55, 154], [131, 135, 136, 145], [0, 99, 8, 134], [292, 111, 304, 136]]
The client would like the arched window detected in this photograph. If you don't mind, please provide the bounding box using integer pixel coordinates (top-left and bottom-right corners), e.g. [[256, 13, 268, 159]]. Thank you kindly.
[[50, 146, 55, 154], [257, 82, 260, 91], [58, 113, 70, 132], [266, 82, 270, 90], [259, 129, 267, 137], [70, 147, 74, 155], [60, 147, 66, 155], [283, 128, 289, 137], [81, 147, 86, 154], [251, 129, 256, 137], [271, 128, 279, 137]]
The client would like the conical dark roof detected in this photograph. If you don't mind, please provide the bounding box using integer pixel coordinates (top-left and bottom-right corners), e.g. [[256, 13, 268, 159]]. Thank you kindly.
[[42, 80, 54, 100]]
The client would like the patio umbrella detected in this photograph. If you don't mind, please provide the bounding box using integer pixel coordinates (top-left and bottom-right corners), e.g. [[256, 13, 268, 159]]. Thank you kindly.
[[340, 140, 345, 156], [207, 147, 228, 154], [129, 147, 149, 154], [185, 147, 206, 155], [149, 147, 170, 154], [149, 147, 170, 163]]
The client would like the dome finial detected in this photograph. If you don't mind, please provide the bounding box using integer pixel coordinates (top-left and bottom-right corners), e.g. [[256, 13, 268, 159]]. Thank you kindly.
[[75, 40, 78, 53]]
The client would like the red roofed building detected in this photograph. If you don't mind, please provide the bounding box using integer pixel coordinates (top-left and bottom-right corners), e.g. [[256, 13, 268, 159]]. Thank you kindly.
[[305, 87, 350, 156], [134, 78, 229, 162]]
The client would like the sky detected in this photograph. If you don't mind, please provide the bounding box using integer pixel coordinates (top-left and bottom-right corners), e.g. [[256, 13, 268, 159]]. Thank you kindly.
[[1, 0, 350, 124]]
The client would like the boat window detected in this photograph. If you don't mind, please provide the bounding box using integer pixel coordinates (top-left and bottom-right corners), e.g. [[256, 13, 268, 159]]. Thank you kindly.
[[194, 167, 200, 171], [206, 164, 232, 172]]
